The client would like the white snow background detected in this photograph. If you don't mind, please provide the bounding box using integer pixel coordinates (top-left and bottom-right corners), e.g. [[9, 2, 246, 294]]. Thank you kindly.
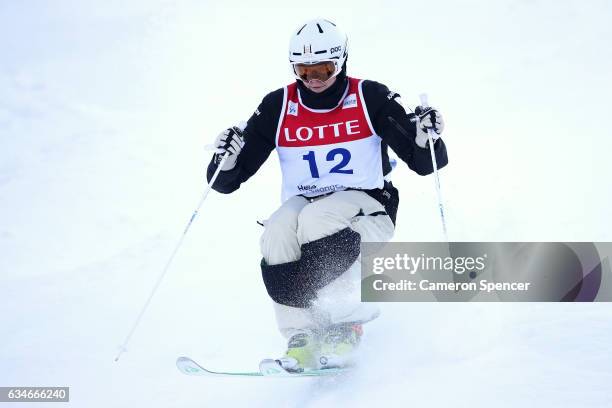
[[1, 1, 611, 407]]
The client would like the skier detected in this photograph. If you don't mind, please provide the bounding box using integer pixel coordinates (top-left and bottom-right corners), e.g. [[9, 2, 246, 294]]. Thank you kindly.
[[207, 18, 448, 372]]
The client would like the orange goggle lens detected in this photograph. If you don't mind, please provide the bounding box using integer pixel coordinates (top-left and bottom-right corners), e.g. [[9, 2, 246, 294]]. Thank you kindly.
[[294, 61, 336, 81]]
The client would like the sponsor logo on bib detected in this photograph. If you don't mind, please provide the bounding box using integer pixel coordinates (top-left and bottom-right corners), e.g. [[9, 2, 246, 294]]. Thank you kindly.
[[288, 101, 298, 116], [342, 93, 357, 109], [282, 120, 360, 144]]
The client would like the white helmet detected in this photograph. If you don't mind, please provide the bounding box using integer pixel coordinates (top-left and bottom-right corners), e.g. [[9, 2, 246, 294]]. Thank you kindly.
[[288, 19, 348, 81]]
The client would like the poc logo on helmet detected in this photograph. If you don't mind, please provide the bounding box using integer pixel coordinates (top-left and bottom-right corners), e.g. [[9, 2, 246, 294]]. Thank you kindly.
[[330, 46, 342, 54]]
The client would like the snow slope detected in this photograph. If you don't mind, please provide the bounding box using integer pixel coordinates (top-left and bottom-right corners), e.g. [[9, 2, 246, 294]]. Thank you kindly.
[[1, 1, 611, 407]]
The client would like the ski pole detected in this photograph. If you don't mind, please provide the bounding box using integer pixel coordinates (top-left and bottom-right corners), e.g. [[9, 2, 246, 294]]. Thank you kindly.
[[419, 93, 448, 241], [114, 153, 230, 362], [386, 93, 449, 241]]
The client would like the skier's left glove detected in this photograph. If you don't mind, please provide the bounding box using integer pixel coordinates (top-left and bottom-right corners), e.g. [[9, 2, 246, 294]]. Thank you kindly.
[[213, 124, 246, 171], [414, 106, 445, 148]]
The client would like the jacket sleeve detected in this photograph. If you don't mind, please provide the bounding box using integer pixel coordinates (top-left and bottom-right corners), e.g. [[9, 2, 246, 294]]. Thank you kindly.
[[362, 80, 448, 176], [206, 88, 284, 193]]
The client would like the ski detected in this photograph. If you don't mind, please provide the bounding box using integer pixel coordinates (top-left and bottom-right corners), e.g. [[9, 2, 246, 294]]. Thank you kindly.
[[176, 356, 349, 378], [177, 356, 263, 377]]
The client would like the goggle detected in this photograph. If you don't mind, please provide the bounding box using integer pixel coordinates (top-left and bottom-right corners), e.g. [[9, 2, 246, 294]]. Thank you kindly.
[[293, 61, 337, 82]]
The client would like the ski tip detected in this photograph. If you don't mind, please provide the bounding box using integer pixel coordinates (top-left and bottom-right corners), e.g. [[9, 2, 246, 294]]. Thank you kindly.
[[177, 356, 264, 377], [258, 359, 284, 376], [176, 356, 207, 376]]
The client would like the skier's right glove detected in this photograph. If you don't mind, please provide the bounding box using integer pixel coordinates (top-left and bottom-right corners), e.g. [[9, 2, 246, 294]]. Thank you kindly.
[[213, 125, 245, 171]]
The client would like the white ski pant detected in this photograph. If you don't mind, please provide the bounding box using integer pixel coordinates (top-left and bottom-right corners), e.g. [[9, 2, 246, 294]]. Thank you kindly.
[[260, 190, 395, 339]]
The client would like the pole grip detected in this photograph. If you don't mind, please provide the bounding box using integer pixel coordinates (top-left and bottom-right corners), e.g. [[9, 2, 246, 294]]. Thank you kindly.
[[419, 93, 429, 108]]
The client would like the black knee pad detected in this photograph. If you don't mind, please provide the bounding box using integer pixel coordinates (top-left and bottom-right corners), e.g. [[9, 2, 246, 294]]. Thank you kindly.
[[298, 227, 361, 288], [261, 258, 314, 308], [260, 227, 361, 309]]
